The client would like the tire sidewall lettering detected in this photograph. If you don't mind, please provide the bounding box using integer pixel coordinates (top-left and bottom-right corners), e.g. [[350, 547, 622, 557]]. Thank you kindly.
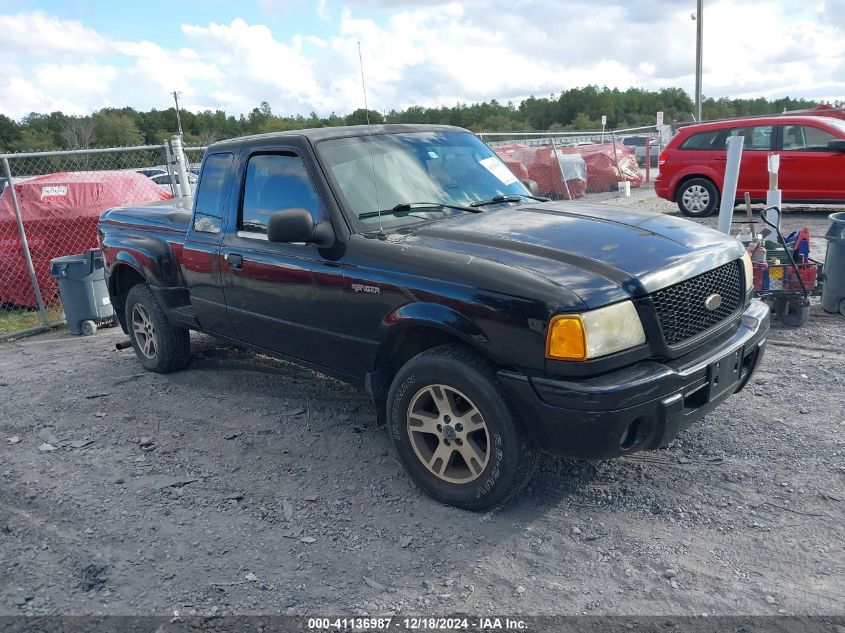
[[391, 374, 415, 441], [476, 433, 503, 498]]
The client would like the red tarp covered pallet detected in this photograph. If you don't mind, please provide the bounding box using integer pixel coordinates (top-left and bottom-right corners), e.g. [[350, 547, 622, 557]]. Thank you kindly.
[[493, 143, 588, 199], [0, 171, 172, 307], [561, 143, 643, 193]]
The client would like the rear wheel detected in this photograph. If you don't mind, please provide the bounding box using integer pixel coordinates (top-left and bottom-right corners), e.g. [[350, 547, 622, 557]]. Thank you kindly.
[[677, 177, 719, 217], [387, 345, 539, 511], [126, 284, 191, 373]]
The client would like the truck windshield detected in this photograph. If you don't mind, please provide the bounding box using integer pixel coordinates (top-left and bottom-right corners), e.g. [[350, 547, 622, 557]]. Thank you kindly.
[[316, 131, 531, 230]]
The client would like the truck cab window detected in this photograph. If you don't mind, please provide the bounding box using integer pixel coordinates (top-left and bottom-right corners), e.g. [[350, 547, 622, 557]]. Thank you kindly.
[[193, 152, 233, 234], [240, 153, 323, 234]]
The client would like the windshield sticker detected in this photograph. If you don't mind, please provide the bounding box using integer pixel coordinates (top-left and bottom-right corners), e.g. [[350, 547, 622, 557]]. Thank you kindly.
[[41, 186, 68, 199], [427, 151, 439, 159], [479, 156, 518, 185]]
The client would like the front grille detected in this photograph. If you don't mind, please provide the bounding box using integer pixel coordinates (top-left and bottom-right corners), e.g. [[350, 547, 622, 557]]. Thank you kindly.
[[652, 260, 743, 345]]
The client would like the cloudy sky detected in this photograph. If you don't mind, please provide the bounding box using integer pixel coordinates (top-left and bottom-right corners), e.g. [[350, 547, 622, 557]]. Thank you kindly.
[[1, 0, 844, 120]]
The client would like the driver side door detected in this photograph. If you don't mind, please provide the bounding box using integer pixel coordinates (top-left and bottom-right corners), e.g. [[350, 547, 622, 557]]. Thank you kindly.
[[220, 146, 347, 370]]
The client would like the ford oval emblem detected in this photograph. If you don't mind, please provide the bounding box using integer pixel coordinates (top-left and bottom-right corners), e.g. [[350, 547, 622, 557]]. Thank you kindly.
[[705, 293, 722, 311]]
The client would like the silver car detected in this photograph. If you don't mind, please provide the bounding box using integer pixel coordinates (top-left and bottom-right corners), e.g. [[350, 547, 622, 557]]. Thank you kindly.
[[149, 172, 197, 196]]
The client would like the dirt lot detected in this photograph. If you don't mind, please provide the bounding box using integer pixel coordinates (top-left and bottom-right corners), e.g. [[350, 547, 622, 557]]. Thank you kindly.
[[1, 187, 844, 618]]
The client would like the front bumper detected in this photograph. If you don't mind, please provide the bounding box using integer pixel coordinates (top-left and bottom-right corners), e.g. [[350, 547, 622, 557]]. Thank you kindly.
[[498, 299, 770, 459]]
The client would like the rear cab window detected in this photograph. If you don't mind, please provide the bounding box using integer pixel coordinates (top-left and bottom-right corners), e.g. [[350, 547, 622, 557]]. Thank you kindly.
[[193, 152, 234, 234]]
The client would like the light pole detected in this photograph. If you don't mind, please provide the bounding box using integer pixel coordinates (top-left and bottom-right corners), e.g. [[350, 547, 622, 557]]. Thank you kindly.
[[172, 91, 184, 136], [694, 0, 703, 121]]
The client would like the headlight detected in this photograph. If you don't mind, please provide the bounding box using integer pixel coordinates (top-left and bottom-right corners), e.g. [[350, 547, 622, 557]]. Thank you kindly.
[[741, 252, 754, 295], [546, 300, 646, 361]]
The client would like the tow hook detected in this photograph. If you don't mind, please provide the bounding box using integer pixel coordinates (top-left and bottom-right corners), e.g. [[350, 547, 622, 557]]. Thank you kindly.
[[115, 340, 132, 351]]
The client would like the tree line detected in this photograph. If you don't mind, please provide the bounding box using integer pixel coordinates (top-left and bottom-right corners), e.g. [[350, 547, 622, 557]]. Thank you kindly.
[[0, 86, 833, 153]]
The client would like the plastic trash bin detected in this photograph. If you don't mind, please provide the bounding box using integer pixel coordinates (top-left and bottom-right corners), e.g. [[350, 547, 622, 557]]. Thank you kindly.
[[50, 249, 114, 335], [822, 212, 845, 317]]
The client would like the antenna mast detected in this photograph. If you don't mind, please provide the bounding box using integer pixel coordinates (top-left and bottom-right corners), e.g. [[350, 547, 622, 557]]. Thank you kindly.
[[358, 41, 383, 234], [358, 43, 372, 126]]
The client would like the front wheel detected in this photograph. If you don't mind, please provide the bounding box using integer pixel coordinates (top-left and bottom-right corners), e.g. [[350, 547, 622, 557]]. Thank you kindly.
[[125, 283, 191, 373], [387, 345, 539, 511], [677, 177, 719, 217]]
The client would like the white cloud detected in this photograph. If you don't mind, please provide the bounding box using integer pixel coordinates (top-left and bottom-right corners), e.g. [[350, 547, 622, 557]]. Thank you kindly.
[[317, 0, 330, 20], [0, 11, 107, 56], [306, 35, 328, 47], [819, 0, 845, 31], [35, 63, 117, 97], [112, 38, 225, 105], [0, 56, 119, 116], [0, 2, 843, 121], [699, 1, 844, 97], [180, 18, 328, 114]]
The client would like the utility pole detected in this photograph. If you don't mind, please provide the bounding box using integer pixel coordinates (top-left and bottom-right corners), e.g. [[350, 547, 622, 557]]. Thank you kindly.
[[694, 0, 703, 121], [172, 91, 184, 136]]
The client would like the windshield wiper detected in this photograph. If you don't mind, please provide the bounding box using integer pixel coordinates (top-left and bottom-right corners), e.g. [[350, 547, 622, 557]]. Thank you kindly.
[[469, 194, 550, 207], [470, 195, 520, 207], [358, 201, 479, 219]]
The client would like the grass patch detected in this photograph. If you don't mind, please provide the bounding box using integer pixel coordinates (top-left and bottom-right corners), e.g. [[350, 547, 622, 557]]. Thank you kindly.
[[0, 304, 65, 337]]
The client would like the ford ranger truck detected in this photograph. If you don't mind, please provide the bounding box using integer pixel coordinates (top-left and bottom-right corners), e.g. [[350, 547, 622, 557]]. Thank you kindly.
[[98, 124, 769, 510]]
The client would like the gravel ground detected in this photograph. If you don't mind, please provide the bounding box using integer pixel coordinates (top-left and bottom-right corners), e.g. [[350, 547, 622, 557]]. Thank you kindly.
[[1, 186, 844, 617]]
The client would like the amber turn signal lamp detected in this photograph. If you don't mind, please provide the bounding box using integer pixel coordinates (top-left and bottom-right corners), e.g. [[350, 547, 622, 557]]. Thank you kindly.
[[546, 315, 587, 361]]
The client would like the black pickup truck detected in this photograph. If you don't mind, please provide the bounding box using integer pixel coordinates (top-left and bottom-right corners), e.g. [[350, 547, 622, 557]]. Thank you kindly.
[[98, 124, 769, 510]]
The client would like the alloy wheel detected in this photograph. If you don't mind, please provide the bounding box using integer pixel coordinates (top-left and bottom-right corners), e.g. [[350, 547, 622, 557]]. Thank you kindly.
[[131, 304, 157, 359], [406, 384, 490, 484]]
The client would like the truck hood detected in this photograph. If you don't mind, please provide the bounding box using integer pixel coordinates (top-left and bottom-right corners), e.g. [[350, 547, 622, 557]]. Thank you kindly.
[[403, 202, 745, 308]]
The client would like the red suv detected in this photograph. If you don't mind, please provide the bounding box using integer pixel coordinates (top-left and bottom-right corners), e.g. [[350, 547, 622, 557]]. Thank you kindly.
[[655, 115, 845, 216]]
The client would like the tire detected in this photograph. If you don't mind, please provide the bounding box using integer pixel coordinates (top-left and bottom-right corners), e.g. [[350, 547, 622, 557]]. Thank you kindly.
[[839, 299, 845, 318], [676, 177, 719, 217], [386, 344, 539, 511], [125, 283, 191, 373]]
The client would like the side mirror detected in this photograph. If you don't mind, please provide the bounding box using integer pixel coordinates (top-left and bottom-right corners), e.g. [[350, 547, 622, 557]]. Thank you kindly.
[[267, 208, 334, 247], [520, 179, 541, 196], [827, 139, 845, 151]]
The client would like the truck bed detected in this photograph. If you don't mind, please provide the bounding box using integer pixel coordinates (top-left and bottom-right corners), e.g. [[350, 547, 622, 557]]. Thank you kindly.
[[99, 200, 192, 236]]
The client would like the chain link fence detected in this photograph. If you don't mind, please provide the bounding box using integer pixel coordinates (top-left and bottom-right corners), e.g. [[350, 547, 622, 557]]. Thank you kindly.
[[184, 147, 207, 175], [479, 125, 664, 200], [1, 127, 672, 340], [0, 140, 197, 340]]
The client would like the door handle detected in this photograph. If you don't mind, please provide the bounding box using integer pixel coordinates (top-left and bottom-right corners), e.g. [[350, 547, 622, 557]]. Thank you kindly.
[[227, 253, 243, 269]]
